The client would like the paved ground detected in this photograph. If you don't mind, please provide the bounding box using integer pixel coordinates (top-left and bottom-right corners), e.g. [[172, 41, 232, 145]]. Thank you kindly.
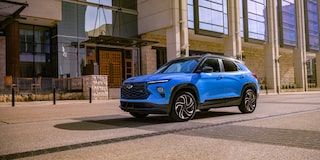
[[0, 92, 319, 160]]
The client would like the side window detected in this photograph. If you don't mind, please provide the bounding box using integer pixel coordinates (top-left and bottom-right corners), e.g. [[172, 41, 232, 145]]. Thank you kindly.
[[222, 60, 238, 72], [202, 58, 220, 72]]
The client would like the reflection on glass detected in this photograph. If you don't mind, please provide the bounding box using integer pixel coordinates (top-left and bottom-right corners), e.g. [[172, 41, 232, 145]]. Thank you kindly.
[[198, 0, 228, 34], [188, 0, 228, 34], [19, 24, 52, 77], [85, 1, 112, 37], [281, 0, 297, 46], [246, 0, 268, 41], [187, 0, 194, 28], [306, 0, 319, 51]]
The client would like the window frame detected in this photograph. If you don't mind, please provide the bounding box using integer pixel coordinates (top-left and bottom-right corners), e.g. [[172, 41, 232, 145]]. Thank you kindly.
[[242, 0, 269, 44], [222, 59, 239, 72], [199, 58, 221, 72], [193, 0, 228, 38], [278, 0, 298, 48], [304, 0, 320, 52]]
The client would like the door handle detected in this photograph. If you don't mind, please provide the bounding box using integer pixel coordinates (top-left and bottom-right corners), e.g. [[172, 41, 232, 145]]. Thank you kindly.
[[217, 75, 224, 80]]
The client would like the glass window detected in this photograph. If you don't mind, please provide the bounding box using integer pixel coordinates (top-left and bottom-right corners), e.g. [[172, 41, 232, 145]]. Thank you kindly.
[[201, 58, 220, 72], [243, 0, 268, 42], [58, 1, 138, 77], [240, 0, 244, 37], [223, 60, 238, 72], [187, 0, 194, 28], [191, 0, 228, 36], [279, 0, 297, 47], [305, 0, 319, 51], [19, 25, 52, 78]]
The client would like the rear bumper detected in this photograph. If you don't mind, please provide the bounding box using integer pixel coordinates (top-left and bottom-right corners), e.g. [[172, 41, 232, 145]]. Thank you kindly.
[[119, 101, 170, 114]]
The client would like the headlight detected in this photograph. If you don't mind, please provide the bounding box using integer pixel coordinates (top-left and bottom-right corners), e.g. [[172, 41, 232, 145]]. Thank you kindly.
[[147, 79, 169, 84]]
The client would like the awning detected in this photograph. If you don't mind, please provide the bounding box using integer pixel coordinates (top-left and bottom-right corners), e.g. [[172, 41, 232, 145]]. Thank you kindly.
[[0, 0, 28, 29], [82, 35, 158, 48]]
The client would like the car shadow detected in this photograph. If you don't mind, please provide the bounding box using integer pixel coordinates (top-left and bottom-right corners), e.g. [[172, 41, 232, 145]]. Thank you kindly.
[[54, 111, 240, 131]]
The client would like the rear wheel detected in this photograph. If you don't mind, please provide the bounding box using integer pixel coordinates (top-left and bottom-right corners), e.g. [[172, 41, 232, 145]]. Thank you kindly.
[[238, 88, 257, 113], [170, 91, 197, 121], [129, 112, 148, 118]]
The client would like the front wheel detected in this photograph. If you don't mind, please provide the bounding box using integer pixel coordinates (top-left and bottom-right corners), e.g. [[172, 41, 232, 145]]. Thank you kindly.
[[170, 91, 197, 121], [238, 88, 257, 113]]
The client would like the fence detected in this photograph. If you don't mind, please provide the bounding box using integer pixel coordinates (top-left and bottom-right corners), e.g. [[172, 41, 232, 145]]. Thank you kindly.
[[52, 78, 83, 92], [0, 77, 84, 94]]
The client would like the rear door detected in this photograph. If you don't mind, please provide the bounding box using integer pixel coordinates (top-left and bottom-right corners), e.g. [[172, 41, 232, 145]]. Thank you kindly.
[[220, 59, 246, 98]]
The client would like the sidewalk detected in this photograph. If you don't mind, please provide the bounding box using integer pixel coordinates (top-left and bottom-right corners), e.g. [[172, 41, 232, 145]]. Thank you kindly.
[[0, 99, 122, 124]]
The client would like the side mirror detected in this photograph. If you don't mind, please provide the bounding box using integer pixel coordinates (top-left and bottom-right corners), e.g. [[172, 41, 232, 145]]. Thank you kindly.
[[202, 66, 213, 73]]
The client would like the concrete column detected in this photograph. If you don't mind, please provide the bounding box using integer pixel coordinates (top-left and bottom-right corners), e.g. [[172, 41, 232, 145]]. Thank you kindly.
[[166, 0, 180, 61], [224, 0, 241, 59], [294, 0, 307, 91], [317, 54, 320, 87], [264, 0, 280, 93], [0, 36, 5, 89], [179, 0, 189, 57], [141, 45, 157, 74], [5, 21, 20, 77]]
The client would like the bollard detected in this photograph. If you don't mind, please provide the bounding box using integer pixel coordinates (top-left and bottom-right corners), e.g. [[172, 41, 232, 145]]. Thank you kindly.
[[12, 87, 15, 107], [265, 85, 268, 95], [89, 87, 92, 103], [53, 88, 56, 105]]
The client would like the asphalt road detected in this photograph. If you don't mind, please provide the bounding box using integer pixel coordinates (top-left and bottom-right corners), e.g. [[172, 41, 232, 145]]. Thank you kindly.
[[0, 92, 319, 160]]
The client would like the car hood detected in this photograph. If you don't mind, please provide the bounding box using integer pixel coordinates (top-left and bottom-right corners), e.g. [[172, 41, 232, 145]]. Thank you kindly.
[[124, 73, 192, 83]]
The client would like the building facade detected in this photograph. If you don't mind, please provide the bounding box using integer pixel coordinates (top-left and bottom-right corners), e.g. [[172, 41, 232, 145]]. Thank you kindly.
[[1, 0, 320, 93]]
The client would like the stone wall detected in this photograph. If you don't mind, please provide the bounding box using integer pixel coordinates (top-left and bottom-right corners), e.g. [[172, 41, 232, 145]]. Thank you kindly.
[[0, 93, 84, 102], [0, 75, 110, 102], [189, 39, 224, 53], [82, 75, 109, 100], [242, 46, 265, 80], [279, 51, 295, 87]]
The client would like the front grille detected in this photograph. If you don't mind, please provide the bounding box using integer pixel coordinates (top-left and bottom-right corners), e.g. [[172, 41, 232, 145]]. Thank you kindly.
[[121, 82, 150, 99]]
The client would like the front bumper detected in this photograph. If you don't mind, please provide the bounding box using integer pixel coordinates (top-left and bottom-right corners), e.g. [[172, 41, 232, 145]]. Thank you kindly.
[[119, 101, 170, 114]]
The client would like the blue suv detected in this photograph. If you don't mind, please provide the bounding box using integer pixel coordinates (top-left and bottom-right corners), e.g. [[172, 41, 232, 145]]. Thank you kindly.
[[120, 54, 259, 121]]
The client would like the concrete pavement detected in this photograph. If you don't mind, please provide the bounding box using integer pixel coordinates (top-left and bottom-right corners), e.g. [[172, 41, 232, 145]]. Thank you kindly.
[[0, 92, 319, 160]]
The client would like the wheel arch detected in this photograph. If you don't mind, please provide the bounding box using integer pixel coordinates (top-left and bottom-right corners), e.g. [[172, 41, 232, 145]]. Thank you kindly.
[[240, 83, 258, 99], [169, 83, 200, 109]]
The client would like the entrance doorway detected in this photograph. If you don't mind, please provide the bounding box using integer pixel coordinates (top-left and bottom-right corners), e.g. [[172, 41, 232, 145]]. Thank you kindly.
[[98, 50, 133, 88], [99, 50, 122, 88]]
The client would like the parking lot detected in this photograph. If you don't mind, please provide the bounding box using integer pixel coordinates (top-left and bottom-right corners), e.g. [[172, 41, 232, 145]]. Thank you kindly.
[[0, 92, 320, 160]]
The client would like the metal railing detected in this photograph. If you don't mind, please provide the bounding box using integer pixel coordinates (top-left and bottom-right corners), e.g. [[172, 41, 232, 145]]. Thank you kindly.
[[52, 78, 83, 92], [1, 77, 83, 94]]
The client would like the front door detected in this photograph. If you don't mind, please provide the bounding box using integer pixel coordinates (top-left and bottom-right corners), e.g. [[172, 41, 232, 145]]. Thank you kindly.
[[99, 50, 122, 88]]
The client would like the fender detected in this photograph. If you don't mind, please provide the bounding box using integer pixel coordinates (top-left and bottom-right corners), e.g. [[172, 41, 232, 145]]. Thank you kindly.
[[240, 83, 258, 100], [169, 83, 200, 109]]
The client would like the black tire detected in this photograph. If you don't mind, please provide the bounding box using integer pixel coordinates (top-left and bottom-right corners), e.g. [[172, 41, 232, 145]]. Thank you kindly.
[[238, 88, 257, 113], [129, 112, 148, 118], [170, 91, 197, 121]]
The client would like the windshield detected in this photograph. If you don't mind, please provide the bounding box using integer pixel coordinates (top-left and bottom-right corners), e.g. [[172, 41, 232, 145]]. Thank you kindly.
[[155, 57, 200, 73]]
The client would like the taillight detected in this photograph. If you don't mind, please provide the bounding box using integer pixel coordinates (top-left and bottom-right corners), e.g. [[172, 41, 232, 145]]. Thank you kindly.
[[252, 73, 257, 79]]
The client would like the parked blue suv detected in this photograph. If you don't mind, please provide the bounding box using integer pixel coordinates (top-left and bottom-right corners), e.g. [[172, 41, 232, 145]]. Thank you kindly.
[[120, 54, 259, 121]]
